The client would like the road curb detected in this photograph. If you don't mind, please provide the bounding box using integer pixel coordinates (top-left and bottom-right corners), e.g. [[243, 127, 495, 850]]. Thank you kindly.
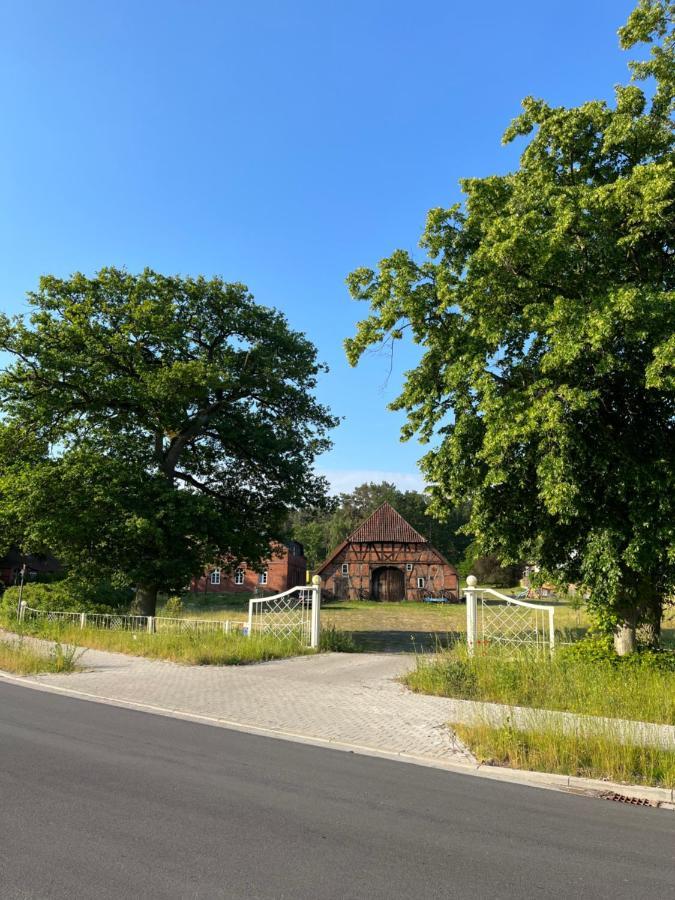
[[0, 668, 672, 810]]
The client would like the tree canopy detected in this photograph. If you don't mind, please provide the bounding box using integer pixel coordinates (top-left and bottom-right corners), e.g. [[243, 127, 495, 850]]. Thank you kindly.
[[0, 268, 337, 613], [345, 1, 675, 650]]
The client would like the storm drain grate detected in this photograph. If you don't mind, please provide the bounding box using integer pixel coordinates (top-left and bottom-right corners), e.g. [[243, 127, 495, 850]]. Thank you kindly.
[[599, 791, 656, 807]]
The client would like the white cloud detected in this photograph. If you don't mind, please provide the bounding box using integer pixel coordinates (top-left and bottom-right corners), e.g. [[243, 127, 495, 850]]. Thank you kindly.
[[317, 468, 427, 495]]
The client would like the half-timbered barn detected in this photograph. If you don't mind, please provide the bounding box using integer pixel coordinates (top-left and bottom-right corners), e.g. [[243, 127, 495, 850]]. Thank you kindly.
[[317, 502, 459, 602]]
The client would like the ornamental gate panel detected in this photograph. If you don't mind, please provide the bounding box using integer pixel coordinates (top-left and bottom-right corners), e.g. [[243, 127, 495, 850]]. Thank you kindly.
[[464, 579, 555, 653], [247, 579, 321, 648]]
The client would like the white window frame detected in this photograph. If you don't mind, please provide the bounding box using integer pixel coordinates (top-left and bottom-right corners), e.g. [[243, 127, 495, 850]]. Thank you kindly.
[[234, 567, 245, 586], [417, 576, 426, 589], [258, 570, 268, 585], [210, 567, 221, 586], [341, 563, 349, 576], [406, 563, 413, 572]]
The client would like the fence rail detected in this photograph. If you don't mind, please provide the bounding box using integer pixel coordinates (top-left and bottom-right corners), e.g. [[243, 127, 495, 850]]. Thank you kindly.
[[18, 579, 322, 651], [19, 605, 244, 636]]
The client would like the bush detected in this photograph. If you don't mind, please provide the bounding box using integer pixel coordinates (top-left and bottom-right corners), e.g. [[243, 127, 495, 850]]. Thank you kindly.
[[1, 579, 131, 615], [559, 634, 675, 672], [161, 595, 184, 617], [319, 624, 357, 652]]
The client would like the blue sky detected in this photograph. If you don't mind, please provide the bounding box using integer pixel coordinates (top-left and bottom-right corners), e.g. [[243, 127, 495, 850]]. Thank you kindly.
[[0, 0, 636, 493]]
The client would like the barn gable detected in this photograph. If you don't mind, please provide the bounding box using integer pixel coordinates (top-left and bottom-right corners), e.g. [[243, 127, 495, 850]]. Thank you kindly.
[[317, 502, 458, 602]]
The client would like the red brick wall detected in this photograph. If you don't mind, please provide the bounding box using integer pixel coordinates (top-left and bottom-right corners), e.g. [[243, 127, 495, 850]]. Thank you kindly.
[[189, 543, 307, 596]]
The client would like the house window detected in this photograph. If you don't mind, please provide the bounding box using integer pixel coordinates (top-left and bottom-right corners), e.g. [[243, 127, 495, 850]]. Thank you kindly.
[[210, 567, 221, 586], [258, 570, 268, 585], [341, 563, 349, 576], [406, 563, 413, 572], [234, 568, 245, 585], [417, 576, 426, 589]]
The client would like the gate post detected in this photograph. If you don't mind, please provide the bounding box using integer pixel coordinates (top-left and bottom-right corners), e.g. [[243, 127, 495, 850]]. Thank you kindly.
[[310, 575, 321, 649], [465, 575, 478, 656]]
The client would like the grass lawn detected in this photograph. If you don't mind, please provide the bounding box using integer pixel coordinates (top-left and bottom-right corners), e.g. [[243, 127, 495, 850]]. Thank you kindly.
[[173, 594, 675, 653], [177, 594, 598, 652], [455, 721, 675, 790], [0, 636, 80, 675], [406, 644, 675, 725], [3, 617, 314, 666]]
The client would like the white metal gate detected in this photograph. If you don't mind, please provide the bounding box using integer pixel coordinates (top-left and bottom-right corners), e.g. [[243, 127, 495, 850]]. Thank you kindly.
[[247, 577, 321, 648], [464, 577, 555, 653]]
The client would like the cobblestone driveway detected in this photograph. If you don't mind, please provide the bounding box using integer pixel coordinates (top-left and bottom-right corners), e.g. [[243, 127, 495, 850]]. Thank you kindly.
[[6, 644, 476, 765]]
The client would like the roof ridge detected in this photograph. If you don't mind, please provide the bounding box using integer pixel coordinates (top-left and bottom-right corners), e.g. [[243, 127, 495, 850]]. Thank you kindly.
[[347, 501, 428, 544]]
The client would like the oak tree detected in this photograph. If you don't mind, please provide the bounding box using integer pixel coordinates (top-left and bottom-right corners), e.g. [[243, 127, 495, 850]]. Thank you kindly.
[[0, 268, 336, 614], [346, 1, 675, 652]]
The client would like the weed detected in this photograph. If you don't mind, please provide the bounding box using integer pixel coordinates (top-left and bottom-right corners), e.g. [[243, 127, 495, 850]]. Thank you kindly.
[[455, 719, 675, 789], [406, 643, 675, 725], [0, 637, 80, 675], [319, 624, 358, 652]]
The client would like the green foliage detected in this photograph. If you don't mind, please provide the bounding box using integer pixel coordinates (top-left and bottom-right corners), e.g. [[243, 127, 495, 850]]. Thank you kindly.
[[318, 623, 358, 652], [470, 555, 523, 587], [161, 595, 185, 617], [560, 633, 675, 671], [289, 480, 470, 567], [0, 269, 337, 613], [345, 4, 675, 639], [0, 637, 80, 675], [8, 617, 312, 666], [1, 580, 130, 614], [406, 643, 675, 724], [455, 720, 675, 789]]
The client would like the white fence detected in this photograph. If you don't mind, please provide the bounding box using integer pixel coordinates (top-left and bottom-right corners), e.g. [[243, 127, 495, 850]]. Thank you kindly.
[[18, 604, 244, 636], [464, 577, 555, 654], [18, 579, 322, 649], [248, 577, 321, 648]]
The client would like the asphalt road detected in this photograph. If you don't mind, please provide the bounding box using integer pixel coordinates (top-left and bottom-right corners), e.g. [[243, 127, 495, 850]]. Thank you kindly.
[[0, 682, 673, 900]]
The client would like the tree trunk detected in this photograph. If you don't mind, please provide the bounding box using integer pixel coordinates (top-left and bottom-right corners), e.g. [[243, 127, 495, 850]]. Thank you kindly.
[[613, 621, 636, 656], [638, 595, 662, 649], [134, 584, 158, 617]]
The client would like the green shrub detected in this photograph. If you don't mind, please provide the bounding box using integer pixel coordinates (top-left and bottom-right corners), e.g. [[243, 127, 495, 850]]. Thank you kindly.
[[1, 579, 130, 615], [559, 634, 675, 672], [161, 595, 184, 617], [319, 624, 357, 652]]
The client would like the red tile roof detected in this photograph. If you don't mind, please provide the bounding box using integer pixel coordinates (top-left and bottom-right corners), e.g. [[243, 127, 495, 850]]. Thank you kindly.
[[348, 502, 428, 543]]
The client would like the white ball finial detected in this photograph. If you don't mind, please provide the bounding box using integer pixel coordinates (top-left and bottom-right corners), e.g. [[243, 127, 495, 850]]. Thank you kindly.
[[466, 575, 477, 587], [312, 574, 321, 586]]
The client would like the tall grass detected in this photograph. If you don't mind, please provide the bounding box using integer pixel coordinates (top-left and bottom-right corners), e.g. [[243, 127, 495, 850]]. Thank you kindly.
[[405, 643, 675, 725], [0, 637, 80, 675], [455, 720, 675, 789], [7, 618, 313, 666]]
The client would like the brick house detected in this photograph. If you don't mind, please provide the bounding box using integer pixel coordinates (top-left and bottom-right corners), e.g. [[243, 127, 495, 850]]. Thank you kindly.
[[317, 502, 459, 602], [189, 541, 307, 596], [0, 547, 61, 589]]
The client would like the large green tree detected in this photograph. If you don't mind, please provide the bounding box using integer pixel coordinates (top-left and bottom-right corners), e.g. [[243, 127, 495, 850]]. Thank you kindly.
[[345, 2, 675, 652], [0, 268, 336, 613]]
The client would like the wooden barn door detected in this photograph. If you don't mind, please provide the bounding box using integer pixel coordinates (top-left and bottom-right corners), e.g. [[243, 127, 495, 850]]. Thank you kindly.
[[371, 567, 405, 602]]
